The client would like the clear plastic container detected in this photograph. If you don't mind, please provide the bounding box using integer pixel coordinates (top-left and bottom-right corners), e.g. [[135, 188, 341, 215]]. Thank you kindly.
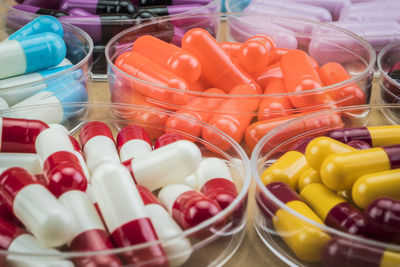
[[106, 13, 375, 153], [1, 0, 221, 80], [0, 102, 250, 266], [251, 104, 400, 266], [0, 14, 93, 122], [377, 41, 400, 123]]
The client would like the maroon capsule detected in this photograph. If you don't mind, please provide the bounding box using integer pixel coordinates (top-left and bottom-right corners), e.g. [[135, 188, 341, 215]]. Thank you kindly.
[[154, 133, 182, 149], [326, 127, 372, 146], [366, 197, 400, 243], [347, 140, 371, 150], [0, 117, 48, 153], [323, 237, 389, 267], [325, 202, 367, 236], [288, 136, 315, 154]]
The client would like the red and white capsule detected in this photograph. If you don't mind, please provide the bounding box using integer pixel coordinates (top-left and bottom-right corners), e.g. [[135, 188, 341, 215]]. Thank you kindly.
[[0, 217, 73, 267], [91, 163, 168, 266], [0, 117, 48, 153], [116, 124, 152, 162], [59, 190, 122, 267], [197, 157, 238, 210], [0, 153, 41, 175], [138, 185, 192, 266], [158, 184, 221, 230], [0, 167, 75, 247], [79, 121, 120, 174], [129, 140, 202, 191]]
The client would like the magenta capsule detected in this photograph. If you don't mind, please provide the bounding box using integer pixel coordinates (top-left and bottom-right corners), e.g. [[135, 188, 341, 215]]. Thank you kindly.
[[116, 124, 152, 162], [0, 217, 73, 267], [91, 163, 168, 266], [154, 133, 182, 149], [0, 117, 48, 153], [79, 121, 120, 174], [59, 190, 122, 267], [365, 197, 400, 243], [158, 184, 221, 230], [197, 158, 238, 210], [0, 168, 74, 247], [323, 237, 400, 267]]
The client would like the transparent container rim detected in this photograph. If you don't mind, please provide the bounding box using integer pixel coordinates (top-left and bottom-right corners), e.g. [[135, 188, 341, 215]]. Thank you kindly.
[[378, 40, 400, 89], [225, 0, 400, 39], [0, 17, 94, 91], [250, 103, 400, 251], [0, 0, 220, 25], [0, 101, 251, 258], [105, 12, 376, 98]]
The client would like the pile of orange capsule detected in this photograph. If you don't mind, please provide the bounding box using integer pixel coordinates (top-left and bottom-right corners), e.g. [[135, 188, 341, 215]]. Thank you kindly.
[[112, 27, 366, 152], [257, 125, 400, 266]]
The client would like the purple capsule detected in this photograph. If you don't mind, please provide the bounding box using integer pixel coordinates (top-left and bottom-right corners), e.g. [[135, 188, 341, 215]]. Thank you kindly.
[[288, 0, 352, 20], [12, 4, 69, 17], [20, 0, 62, 9], [323, 237, 390, 267], [135, 4, 203, 17], [366, 197, 400, 243], [228, 16, 298, 49], [244, 0, 332, 22], [138, 0, 212, 6], [340, 0, 400, 20], [68, 8, 93, 16], [59, 0, 137, 15], [340, 9, 400, 23]]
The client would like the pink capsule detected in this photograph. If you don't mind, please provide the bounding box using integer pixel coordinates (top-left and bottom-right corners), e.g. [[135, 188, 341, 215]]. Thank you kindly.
[[79, 121, 120, 174], [0, 217, 73, 267], [116, 124, 152, 162], [0, 167, 74, 247], [0, 117, 48, 153], [154, 133, 182, 149], [158, 184, 221, 230], [138, 185, 192, 266], [197, 158, 238, 210], [91, 163, 168, 266], [59, 190, 122, 267]]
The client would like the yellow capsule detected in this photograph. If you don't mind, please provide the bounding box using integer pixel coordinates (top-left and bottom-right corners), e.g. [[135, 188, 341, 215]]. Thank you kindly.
[[261, 151, 309, 190], [273, 200, 331, 262], [305, 137, 356, 171], [298, 168, 322, 192], [368, 125, 400, 147], [352, 168, 400, 209], [320, 148, 390, 191], [300, 183, 345, 221], [381, 250, 400, 267]]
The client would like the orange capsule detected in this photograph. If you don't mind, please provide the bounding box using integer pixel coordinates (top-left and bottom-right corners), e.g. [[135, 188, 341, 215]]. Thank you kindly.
[[318, 62, 366, 107], [237, 34, 277, 73], [258, 77, 294, 121], [132, 35, 201, 83], [250, 62, 283, 89], [115, 51, 189, 109], [220, 42, 242, 59], [202, 84, 260, 151], [189, 76, 213, 92], [270, 48, 291, 64], [165, 88, 225, 137], [245, 111, 343, 151], [281, 49, 329, 108], [181, 28, 261, 94]]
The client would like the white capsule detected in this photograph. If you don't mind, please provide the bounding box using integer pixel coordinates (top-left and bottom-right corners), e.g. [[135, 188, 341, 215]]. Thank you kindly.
[[0, 97, 9, 110], [131, 140, 202, 191], [181, 174, 198, 189], [196, 157, 233, 187], [0, 153, 41, 175], [7, 234, 74, 267], [91, 163, 147, 233]]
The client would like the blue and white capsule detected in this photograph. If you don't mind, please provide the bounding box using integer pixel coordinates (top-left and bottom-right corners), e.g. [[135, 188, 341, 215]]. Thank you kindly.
[[7, 15, 64, 41], [0, 33, 66, 79], [8, 70, 88, 123]]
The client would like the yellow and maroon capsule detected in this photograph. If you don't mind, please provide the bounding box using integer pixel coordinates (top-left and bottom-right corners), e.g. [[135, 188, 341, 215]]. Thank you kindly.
[[327, 125, 400, 147], [257, 182, 330, 262], [301, 183, 367, 235], [261, 151, 309, 190], [321, 144, 400, 191]]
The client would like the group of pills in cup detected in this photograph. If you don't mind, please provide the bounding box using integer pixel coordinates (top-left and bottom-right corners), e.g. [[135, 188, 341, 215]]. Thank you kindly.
[[258, 125, 400, 266], [0, 116, 240, 266]]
